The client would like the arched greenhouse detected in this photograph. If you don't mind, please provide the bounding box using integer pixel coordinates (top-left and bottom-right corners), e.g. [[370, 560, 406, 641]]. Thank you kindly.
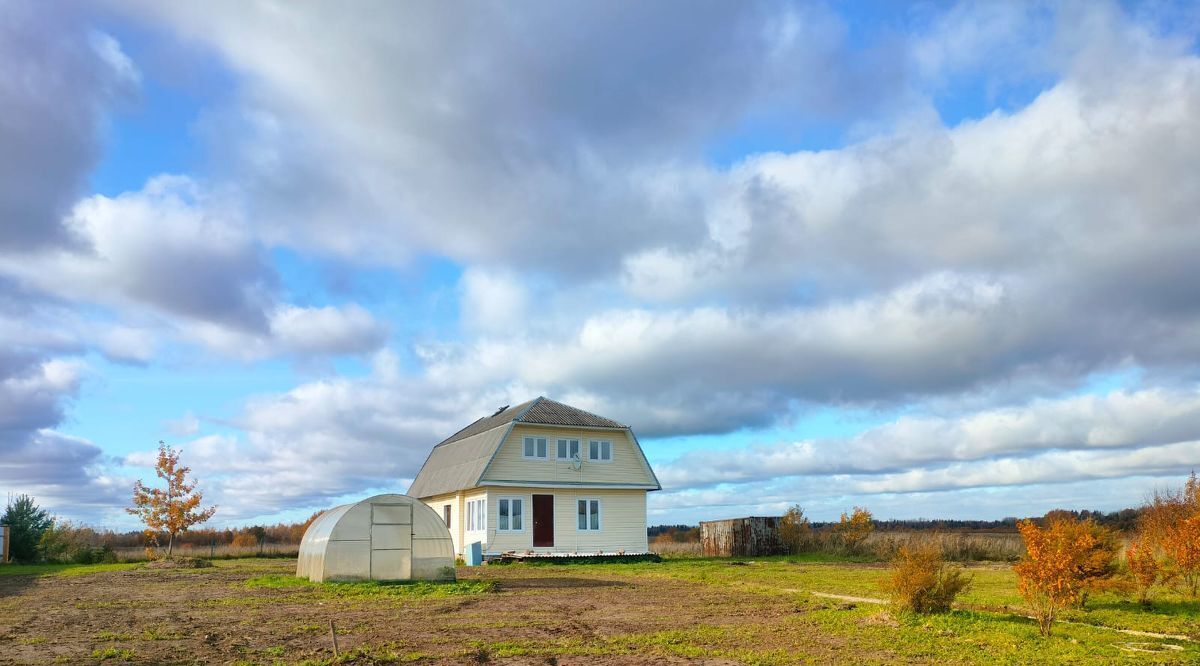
[[297, 493, 455, 582]]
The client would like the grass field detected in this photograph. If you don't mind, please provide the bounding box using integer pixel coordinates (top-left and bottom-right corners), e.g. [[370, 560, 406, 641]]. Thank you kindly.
[[0, 556, 1196, 664]]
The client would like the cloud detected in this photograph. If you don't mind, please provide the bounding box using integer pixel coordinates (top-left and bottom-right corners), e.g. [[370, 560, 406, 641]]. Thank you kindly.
[[117, 1, 908, 272], [0, 1, 137, 250], [459, 269, 529, 334], [0, 176, 389, 361], [656, 387, 1200, 490], [2, 175, 275, 330]]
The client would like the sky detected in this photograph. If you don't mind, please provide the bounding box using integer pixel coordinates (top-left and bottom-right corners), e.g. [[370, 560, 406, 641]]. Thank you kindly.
[[2, 0, 1200, 530]]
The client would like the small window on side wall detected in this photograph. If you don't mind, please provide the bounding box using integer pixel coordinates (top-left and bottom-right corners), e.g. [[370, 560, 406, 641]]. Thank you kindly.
[[588, 440, 612, 462], [443, 504, 451, 528]]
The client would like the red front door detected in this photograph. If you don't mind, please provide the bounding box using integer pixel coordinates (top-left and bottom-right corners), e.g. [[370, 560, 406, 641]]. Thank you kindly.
[[532, 494, 554, 547]]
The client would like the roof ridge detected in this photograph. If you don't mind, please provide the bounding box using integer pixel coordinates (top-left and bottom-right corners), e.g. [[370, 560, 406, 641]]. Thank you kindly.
[[519, 396, 626, 427]]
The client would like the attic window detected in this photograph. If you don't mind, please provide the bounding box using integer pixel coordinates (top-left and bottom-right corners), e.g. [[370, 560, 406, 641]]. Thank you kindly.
[[523, 436, 548, 459], [557, 438, 580, 459], [588, 440, 612, 462]]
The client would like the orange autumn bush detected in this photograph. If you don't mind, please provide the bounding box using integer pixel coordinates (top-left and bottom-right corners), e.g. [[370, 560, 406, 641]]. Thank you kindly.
[[1139, 472, 1200, 597], [1125, 538, 1164, 605], [882, 539, 972, 614], [1013, 515, 1114, 636]]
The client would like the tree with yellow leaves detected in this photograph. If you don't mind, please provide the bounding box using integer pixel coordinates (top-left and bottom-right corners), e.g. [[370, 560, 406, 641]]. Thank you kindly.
[[834, 506, 874, 553], [1014, 515, 1108, 636], [1125, 538, 1164, 606], [1140, 472, 1200, 597], [127, 441, 216, 558]]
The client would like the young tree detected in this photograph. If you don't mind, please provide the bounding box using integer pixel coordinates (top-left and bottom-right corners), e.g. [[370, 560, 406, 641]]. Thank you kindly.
[[1125, 538, 1164, 606], [834, 506, 874, 553], [1139, 472, 1200, 597], [1, 495, 52, 563], [1014, 515, 1108, 636], [779, 504, 811, 554], [126, 441, 216, 557]]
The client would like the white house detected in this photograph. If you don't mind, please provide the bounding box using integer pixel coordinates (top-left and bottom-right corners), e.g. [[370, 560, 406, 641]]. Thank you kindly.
[[408, 397, 661, 557]]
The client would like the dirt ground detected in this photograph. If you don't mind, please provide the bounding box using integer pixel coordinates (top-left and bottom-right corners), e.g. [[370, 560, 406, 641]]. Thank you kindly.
[[0, 559, 851, 665]]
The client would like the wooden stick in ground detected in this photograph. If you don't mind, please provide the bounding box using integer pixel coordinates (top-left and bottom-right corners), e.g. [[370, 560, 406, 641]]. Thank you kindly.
[[329, 619, 339, 657]]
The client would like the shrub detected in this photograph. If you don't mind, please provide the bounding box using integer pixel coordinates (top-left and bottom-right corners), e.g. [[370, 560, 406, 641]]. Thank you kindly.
[[1125, 538, 1164, 605], [1139, 472, 1200, 597], [779, 505, 812, 554], [230, 532, 259, 548], [1014, 515, 1113, 636], [834, 507, 874, 553], [38, 520, 118, 564], [882, 539, 972, 614]]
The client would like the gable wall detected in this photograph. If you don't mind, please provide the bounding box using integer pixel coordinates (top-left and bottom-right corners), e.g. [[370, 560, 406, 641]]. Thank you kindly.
[[481, 424, 656, 487]]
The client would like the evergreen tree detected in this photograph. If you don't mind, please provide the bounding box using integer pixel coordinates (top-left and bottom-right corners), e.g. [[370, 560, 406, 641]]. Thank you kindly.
[[2, 495, 52, 563]]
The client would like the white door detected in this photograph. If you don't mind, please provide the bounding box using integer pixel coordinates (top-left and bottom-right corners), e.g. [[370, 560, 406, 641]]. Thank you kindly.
[[370, 503, 412, 580]]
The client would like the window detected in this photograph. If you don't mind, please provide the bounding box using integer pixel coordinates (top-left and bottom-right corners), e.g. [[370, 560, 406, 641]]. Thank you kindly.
[[523, 436, 548, 459], [556, 438, 580, 459], [466, 499, 486, 532], [577, 499, 601, 531], [588, 440, 612, 462], [497, 497, 524, 532], [443, 504, 451, 528]]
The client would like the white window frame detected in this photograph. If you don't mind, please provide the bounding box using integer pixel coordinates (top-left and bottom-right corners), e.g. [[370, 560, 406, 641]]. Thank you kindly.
[[466, 498, 486, 533], [523, 436, 549, 459], [588, 439, 613, 463], [496, 496, 526, 533], [576, 498, 602, 531], [556, 438, 581, 460]]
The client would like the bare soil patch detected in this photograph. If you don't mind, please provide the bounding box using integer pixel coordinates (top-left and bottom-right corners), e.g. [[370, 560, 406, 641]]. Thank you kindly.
[[0, 559, 852, 665]]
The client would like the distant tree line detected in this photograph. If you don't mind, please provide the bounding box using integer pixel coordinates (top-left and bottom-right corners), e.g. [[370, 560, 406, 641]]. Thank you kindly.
[[649, 507, 1143, 538], [1, 492, 322, 565]]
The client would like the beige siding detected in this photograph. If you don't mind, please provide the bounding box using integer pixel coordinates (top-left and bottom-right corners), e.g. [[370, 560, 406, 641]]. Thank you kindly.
[[479, 486, 648, 554], [420, 492, 461, 555], [481, 424, 655, 487]]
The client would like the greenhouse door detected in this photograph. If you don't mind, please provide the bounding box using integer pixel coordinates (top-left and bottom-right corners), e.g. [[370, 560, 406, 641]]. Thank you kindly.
[[370, 502, 412, 580]]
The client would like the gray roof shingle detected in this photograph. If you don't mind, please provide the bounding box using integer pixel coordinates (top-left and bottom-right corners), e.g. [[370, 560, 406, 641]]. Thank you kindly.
[[408, 397, 634, 498]]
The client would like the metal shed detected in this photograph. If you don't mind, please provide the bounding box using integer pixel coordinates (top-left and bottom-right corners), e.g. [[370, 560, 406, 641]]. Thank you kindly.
[[297, 493, 455, 582], [700, 516, 786, 557]]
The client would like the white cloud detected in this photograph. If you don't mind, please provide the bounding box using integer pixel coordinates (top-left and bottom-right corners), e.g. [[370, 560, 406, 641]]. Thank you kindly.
[[459, 269, 529, 334], [656, 387, 1200, 490], [0, 1, 136, 250]]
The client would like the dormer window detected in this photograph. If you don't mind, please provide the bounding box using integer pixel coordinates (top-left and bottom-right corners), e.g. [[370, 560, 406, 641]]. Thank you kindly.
[[588, 440, 612, 462], [523, 436, 548, 459], [557, 438, 580, 459]]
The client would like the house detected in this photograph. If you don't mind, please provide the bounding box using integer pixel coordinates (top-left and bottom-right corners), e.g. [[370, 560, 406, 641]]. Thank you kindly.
[[408, 397, 661, 557]]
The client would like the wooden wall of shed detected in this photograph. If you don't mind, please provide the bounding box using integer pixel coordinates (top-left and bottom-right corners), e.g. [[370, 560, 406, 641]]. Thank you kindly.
[[700, 517, 785, 557]]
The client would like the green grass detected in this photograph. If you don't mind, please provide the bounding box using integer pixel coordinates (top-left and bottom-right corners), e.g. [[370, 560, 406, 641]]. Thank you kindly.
[[243, 574, 494, 599], [0, 562, 142, 577], [90, 647, 136, 661]]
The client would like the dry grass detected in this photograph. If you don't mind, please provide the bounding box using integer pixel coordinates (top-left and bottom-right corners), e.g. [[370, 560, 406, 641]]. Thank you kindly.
[[650, 539, 702, 557], [111, 543, 299, 562]]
